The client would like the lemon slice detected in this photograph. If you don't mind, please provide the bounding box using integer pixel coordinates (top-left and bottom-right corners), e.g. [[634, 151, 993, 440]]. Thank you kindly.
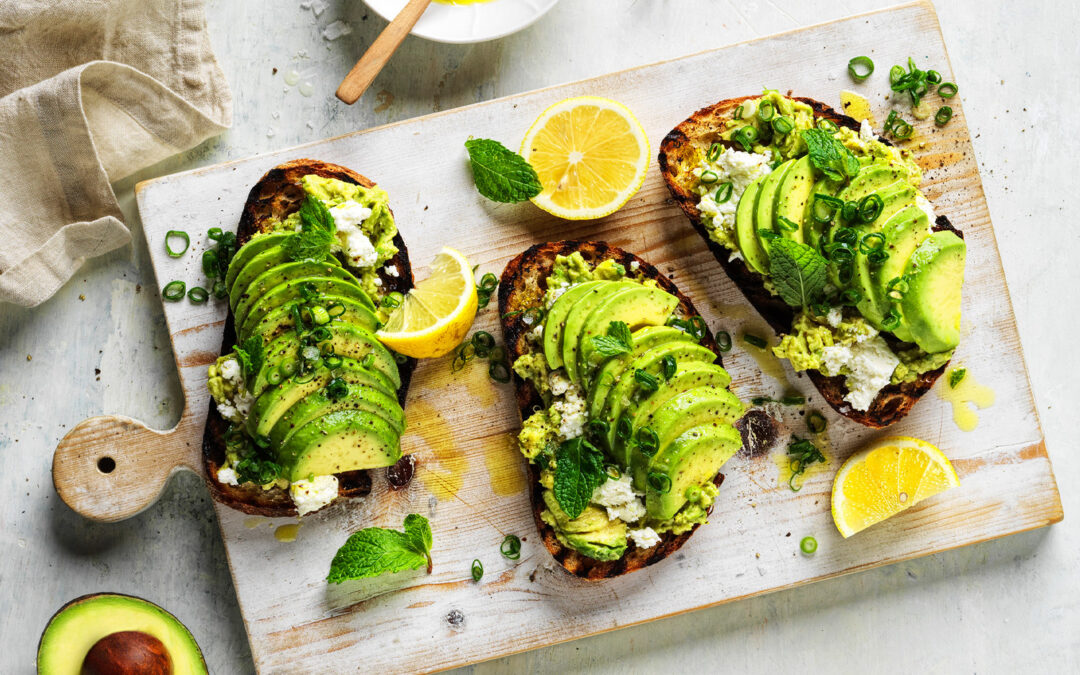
[[831, 435, 960, 538], [376, 248, 478, 359], [521, 96, 650, 220]]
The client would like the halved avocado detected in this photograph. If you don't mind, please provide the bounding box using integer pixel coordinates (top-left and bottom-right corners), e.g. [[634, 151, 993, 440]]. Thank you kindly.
[[899, 230, 966, 353], [630, 385, 745, 489], [228, 245, 339, 309], [560, 281, 636, 385], [735, 173, 770, 274], [774, 156, 814, 243], [233, 261, 369, 329], [543, 280, 605, 369], [628, 361, 733, 434], [242, 295, 380, 345], [575, 285, 679, 385], [603, 341, 719, 466], [237, 276, 375, 340], [37, 593, 206, 675], [253, 324, 399, 398], [752, 158, 796, 256], [225, 232, 292, 292], [268, 379, 404, 449], [645, 423, 742, 520], [278, 409, 401, 482]]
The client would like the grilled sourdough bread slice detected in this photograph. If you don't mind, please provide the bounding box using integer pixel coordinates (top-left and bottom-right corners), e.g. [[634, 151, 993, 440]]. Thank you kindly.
[[203, 159, 416, 517], [499, 241, 745, 579], [659, 95, 963, 428]]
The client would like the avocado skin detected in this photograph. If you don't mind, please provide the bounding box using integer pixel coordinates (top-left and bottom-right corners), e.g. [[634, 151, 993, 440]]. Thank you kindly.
[[37, 593, 207, 675]]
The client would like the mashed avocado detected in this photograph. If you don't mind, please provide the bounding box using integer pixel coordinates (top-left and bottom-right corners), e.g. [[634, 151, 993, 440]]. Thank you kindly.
[[517, 408, 560, 461], [773, 311, 878, 373], [512, 352, 550, 400], [652, 482, 718, 535], [723, 90, 816, 161], [893, 345, 954, 383], [547, 252, 627, 288]]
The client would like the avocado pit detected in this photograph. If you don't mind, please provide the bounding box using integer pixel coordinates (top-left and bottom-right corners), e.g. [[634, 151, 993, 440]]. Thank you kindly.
[[81, 631, 172, 675]]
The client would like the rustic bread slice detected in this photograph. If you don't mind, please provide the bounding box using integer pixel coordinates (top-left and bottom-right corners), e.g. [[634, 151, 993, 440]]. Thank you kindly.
[[498, 240, 733, 580], [659, 96, 959, 428], [202, 159, 416, 517]]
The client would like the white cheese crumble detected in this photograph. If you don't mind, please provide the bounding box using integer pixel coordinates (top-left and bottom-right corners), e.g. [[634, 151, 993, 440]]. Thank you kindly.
[[384, 264, 399, 277], [329, 200, 379, 268], [859, 119, 875, 143], [826, 307, 844, 328], [215, 357, 254, 423], [591, 475, 646, 523], [217, 467, 239, 486], [630, 260, 640, 271], [548, 370, 572, 397], [527, 323, 544, 345], [545, 282, 570, 309], [820, 335, 900, 411], [289, 475, 340, 516], [551, 380, 587, 440], [694, 147, 773, 243], [628, 527, 661, 549]]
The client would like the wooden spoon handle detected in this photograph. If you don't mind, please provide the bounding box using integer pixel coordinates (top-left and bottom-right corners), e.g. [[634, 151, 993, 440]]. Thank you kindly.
[[336, 0, 433, 104], [53, 415, 203, 522]]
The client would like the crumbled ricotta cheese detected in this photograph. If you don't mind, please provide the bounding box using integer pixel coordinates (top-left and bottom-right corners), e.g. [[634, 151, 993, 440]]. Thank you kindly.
[[329, 200, 379, 268], [215, 356, 253, 423], [289, 475, 340, 516], [384, 264, 399, 277], [551, 381, 587, 440], [545, 283, 570, 308], [628, 527, 661, 549], [217, 467, 239, 486], [694, 147, 773, 244], [826, 307, 844, 328], [859, 119, 875, 143], [630, 260, 640, 271], [527, 323, 544, 345], [591, 475, 647, 523], [821, 335, 900, 411], [548, 370, 572, 397]]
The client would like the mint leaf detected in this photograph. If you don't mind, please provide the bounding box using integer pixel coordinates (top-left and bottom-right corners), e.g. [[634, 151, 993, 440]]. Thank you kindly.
[[553, 438, 606, 519], [465, 138, 543, 203], [802, 128, 860, 182], [233, 336, 264, 386], [769, 239, 828, 309], [327, 514, 434, 584], [591, 320, 633, 358], [285, 196, 336, 262]]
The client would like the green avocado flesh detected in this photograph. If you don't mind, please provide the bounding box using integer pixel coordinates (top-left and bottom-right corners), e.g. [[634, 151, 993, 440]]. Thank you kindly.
[[543, 280, 605, 369], [900, 230, 966, 353], [209, 179, 406, 491], [560, 281, 638, 385], [646, 424, 742, 520], [37, 593, 206, 675], [752, 158, 795, 258], [735, 174, 769, 274], [576, 285, 679, 385]]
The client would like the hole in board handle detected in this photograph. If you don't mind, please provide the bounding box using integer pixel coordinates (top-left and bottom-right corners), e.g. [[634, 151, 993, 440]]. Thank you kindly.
[[97, 456, 116, 474]]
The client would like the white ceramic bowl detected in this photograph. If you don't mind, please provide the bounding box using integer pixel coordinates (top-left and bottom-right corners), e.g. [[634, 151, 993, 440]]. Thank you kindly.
[[362, 0, 559, 44]]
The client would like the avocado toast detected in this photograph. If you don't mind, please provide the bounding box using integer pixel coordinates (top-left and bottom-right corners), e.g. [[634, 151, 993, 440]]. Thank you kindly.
[[203, 159, 415, 517], [659, 91, 965, 427], [499, 241, 746, 579]]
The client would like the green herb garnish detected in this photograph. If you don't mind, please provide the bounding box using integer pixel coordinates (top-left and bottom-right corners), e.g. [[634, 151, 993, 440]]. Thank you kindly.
[[477, 272, 499, 308], [591, 320, 633, 358], [847, 56, 874, 81], [285, 196, 336, 262], [949, 367, 967, 389], [802, 128, 860, 182], [233, 336, 265, 386], [161, 280, 186, 301], [768, 239, 828, 309], [165, 230, 190, 258], [327, 514, 433, 584], [787, 436, 825, 492], [471, 559, 484, 581], [500, 534, 522, 560], [553, 437, 606, 519], [464, 138, 543, 203], [634, 369, 659, 393]]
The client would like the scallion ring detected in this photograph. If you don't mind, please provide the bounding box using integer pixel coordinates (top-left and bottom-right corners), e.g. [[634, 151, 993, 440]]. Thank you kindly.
[[859, 232, 886, 255], [886, 276, 910, 301], [687, 316, 707, 341], [500, 534, 521, 560], [471, 559, 483, 582], [716, 330, 733, 352], [201, 250, 219, 278], [812, 193, 843, 224], [636, 427, 659, 457], [207, 227, 223, 241], [837, 261, 855, 286], [162, 280, 186, 301], [324, 354, 343, 368], [800, 536, 818, 555], [615, 416, 633, 442], [926, 70, 942, 84], [714, 182, 734, 204], [938, 82, 958, 98], [881, 309, 901, 331], [807, 411, 827, 434], [841, 201, 859, 223], [212, 279, 227, 300], [647, 472, 672, 494], [381, 292, 403, 309], [279, 358, 298, 377], [661, 354, 677, 379], [757, 99, 776, 122], [780, 395, 806, 406], [605, 465, 621, 480], [700, 169, 719, 185], [267, 370, 283, 386], [892, 119, 914, 140], [733, 125, 759, 152], [847, 56, 875, 82], [889, 64, 906, 86], [858, 194, 885, 223], [165, 230, 190, 258], [489, 360, 511, 383], [327, 302, 346, 318], [310, 305, 330, 325], [771, 116, 794, 135], [707, 142, 723, 163], [949, 367, 967, 389], [834, 227, 858, 247], [816, 118, 839, 134], [587, 419, 609, 441], [867, 249, 889, 266], [935, 106, 953, 126], [187, 286, 209, 303]]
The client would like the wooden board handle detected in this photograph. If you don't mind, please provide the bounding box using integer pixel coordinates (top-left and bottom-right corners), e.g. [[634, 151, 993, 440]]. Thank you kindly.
[[335, 0, 432, 104], [53, 415, 202, 522]]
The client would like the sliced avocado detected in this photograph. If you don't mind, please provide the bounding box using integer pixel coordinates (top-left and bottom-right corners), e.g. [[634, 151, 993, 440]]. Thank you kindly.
[[801, 176, 840, 250], [630, 385, 745, 489], [241, 295, 380, 345], [899, 230, 966, 353], [560, 280, 635, 385], [37, 593, 207, 675], [237, 277, 375, 340], [268, 379, 404, 449], [575, 285, 679, 385], [542, 280, 605, 369], [233, 261, 368, 328], [278, 409, 401, 481], [225, 233, 292, 292], [752, 158, 796, 256], [628, 361, 732, 434], [735, 174, 770, 274], [774, 156, 814, 244], [857, 204, 929, 336], [603, 341, 719, 466], [248, 364, 404, 442], [837, 163, 912, 205], [645, 423, 742, 520], [540, 490, 627, 562], [253, 324, 399, 398], [228, 245, 339, 308]]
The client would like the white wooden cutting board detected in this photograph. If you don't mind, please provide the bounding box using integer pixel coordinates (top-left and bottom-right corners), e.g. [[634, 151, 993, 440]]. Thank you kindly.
[[53, 2, 1062, 672]]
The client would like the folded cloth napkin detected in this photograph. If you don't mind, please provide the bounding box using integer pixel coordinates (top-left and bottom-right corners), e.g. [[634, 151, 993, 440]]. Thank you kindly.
[[0, 0, 231, 307]]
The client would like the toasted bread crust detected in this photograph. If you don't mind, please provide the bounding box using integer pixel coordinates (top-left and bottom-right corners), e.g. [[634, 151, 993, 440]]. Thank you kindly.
[[498, 240, 729, 580], [202, 159, 415, 517], [659, 96, 957, 428]]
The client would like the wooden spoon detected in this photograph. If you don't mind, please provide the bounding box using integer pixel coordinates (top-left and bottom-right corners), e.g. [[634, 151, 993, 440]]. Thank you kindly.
[[336, 0, 433, 105]]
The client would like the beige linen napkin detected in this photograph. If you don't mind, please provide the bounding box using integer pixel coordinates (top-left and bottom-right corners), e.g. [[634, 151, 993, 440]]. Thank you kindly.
[[0, 0, 232, 307]]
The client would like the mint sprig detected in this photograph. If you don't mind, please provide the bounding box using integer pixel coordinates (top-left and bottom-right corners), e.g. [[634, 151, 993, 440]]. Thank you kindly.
[[802, 128, 860, 182], [553, 438, 606, 519], [327, 514, 433, 584], [769, 239, 828, 309], [285, 196, 336, 262], [465, 138, 543, 203], [590, 320, 633, 358], [233, 335, 264, 386]]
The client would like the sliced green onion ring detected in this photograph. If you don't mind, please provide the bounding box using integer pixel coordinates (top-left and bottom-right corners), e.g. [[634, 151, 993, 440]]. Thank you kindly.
[[700, 169, 719, 185], [716, 330, 733, 352], [162, 280, 186, 301], [707, 142, 723, 162], [207, 227, 223, 241], [858, 194, 885, 223], [847, 56, 875, 82], [889, 64, 906, 86], [892, 119, 914, 140], [881, 309, 902, 330], [714, 182, 734, 204], [817, 118, 839, 134], [381, 292, 403, 309], [938, 82, 958, 98], [841, 201, 859, 223], [935, 106, 953, 126], [187, 286, 209, 303], [471, 559, 483, 582], [267, 370, 283, 386], [867, 249, 889, 266], [211, 280, 227, 300], [813, 193, 843, 224], [800, 536, 818, 554], [165, 230, 190, 258], [636, 427, 659, 457], [859, 232, 886, 254], [201, 250, 219, 278], [807, 411, 827, 434], [757, 99, 776, 121], [647, 472, 672, 494], [489, 360, 511, 383], [834, 227, 858, 247], [771, 116, 794, 135], [926, 70, 942, 84], [500, 534, 521, 560]]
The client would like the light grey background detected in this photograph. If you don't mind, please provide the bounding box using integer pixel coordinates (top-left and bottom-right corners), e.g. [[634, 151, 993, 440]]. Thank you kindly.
[[2, 0, 1076, 672]]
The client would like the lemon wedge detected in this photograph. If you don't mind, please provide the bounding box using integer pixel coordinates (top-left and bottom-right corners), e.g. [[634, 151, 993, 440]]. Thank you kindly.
[[521, 96, 650, 220], [376, 248, 477, 359], [831, 435, 960, 538]]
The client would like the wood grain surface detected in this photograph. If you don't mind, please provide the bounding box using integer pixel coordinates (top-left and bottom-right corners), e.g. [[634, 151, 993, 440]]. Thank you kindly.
[[56, 2, 1061, 672]]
